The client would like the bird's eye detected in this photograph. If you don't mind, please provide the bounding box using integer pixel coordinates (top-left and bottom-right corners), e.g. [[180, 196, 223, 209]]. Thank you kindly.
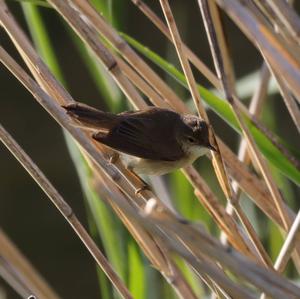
[[187, 136, 196, 143], [199, 121, 207, 130]]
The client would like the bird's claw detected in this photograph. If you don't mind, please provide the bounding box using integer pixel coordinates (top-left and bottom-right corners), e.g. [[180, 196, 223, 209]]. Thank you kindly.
[[135, 184, 151, 196], [108, 152, 119, 164]]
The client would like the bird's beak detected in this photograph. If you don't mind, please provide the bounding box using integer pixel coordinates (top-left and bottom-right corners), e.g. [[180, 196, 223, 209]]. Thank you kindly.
[[206, 143, 217, 152]]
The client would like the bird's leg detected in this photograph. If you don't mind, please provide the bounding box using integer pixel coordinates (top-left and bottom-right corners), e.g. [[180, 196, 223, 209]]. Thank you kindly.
[[126, 166, 151, 195], [108, 151, 119, 164], [107, 152, 151, 195], [134, 177, 151, 196]]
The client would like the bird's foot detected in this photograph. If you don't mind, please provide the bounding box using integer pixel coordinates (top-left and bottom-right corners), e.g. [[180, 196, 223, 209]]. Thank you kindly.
[[135, 184, 151, 196], [108, 152, 119, 164]]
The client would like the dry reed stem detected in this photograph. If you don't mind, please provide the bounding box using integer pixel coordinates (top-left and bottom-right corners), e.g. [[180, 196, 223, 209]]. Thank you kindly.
[[198, 0, 274, 268], [274, 209, 300, 272], [202, 0, 292, 228], [159, 0, 233, 205], [0, 257, 34, 298], [0, 122, 133, 299], [268, 66, 300, 134], [130, 0, 221, 89], [92, 172, 300, 299], [141, 208, 300, 298], [221, 64, 269, 223], [262, 0, 300, 44], [91, 168, 200, 299], [248, 0, 299, 54], [215, 0, 300, 104], [0, 230, 60, 299], [213, 0, 300, 269], [185, 167, 256, 259], [159, 0, 211, 120], [262, 210, 300, 295], [223, 63, 270, 233], [263, 206, 300, 299], [199, 0, 300, 271], [95, 179, 257, 299], [240, 1, 300, 135], [234, 204, 273, 267], [200, 275, 231, 299]]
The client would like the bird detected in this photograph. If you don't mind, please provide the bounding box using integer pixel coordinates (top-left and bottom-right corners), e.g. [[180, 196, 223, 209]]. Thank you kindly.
[[63, 102, 216, 175]]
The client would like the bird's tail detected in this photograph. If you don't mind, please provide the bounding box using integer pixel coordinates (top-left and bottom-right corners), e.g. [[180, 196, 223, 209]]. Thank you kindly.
[[62, 102, 118, 130]]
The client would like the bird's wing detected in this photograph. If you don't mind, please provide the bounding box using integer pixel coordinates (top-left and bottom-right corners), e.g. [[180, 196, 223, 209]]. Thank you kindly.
[[93, 115, 184, 161]]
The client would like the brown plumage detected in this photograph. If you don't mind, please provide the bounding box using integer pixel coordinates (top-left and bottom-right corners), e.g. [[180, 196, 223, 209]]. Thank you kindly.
[[63, 102, 215, 175]]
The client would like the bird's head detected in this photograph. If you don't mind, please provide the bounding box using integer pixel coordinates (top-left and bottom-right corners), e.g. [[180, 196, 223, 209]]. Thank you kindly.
[[176, 115, 216, 156]]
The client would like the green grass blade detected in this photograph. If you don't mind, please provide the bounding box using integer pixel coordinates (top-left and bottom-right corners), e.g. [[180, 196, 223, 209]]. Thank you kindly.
[[65, 135, 128, 281], [21, 3, 63, 81], [128, 240, 145, 299], [173, 257, 204, 297], [170, 170, 212, 224], [96, 267, 113, 299], [12, 0, 51, 8], [121, 33, 300, 186]]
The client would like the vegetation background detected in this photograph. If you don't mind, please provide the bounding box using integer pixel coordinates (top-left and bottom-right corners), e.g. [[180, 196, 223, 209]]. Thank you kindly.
[[1, 1, 300, 298]]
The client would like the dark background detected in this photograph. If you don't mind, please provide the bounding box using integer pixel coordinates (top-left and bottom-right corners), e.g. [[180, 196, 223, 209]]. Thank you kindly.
[[1, 1, 300, 298]]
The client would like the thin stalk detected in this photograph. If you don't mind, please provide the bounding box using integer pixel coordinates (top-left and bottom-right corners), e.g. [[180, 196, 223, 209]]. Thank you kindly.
[[185, 167, 257, 260], [199, 0, 273, 268], [275, 208, 300, 271], [0, 257, 33, 298], [267, 66, 300, 134], [0, 123, 133, 299], [215, 0, 300, 104], [130, 0, 221, 89], [263, 0, 300, 45], [95, 177, 300, 299], [260, 209, 300, 299], [0, 230, 61, 299], [238, 1, 300, 135], [224, 64, 270, 216], [159, 0, 232, 207]]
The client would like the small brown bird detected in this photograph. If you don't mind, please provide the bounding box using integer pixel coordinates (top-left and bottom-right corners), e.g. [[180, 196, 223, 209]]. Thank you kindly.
[[63, 102, 216, 175]]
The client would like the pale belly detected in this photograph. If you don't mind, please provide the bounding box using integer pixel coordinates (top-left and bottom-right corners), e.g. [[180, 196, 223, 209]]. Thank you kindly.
[[120, 146, 208, 175]]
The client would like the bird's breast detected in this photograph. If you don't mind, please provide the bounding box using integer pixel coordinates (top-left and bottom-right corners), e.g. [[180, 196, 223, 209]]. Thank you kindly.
[[120, 145, 208, 175]]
